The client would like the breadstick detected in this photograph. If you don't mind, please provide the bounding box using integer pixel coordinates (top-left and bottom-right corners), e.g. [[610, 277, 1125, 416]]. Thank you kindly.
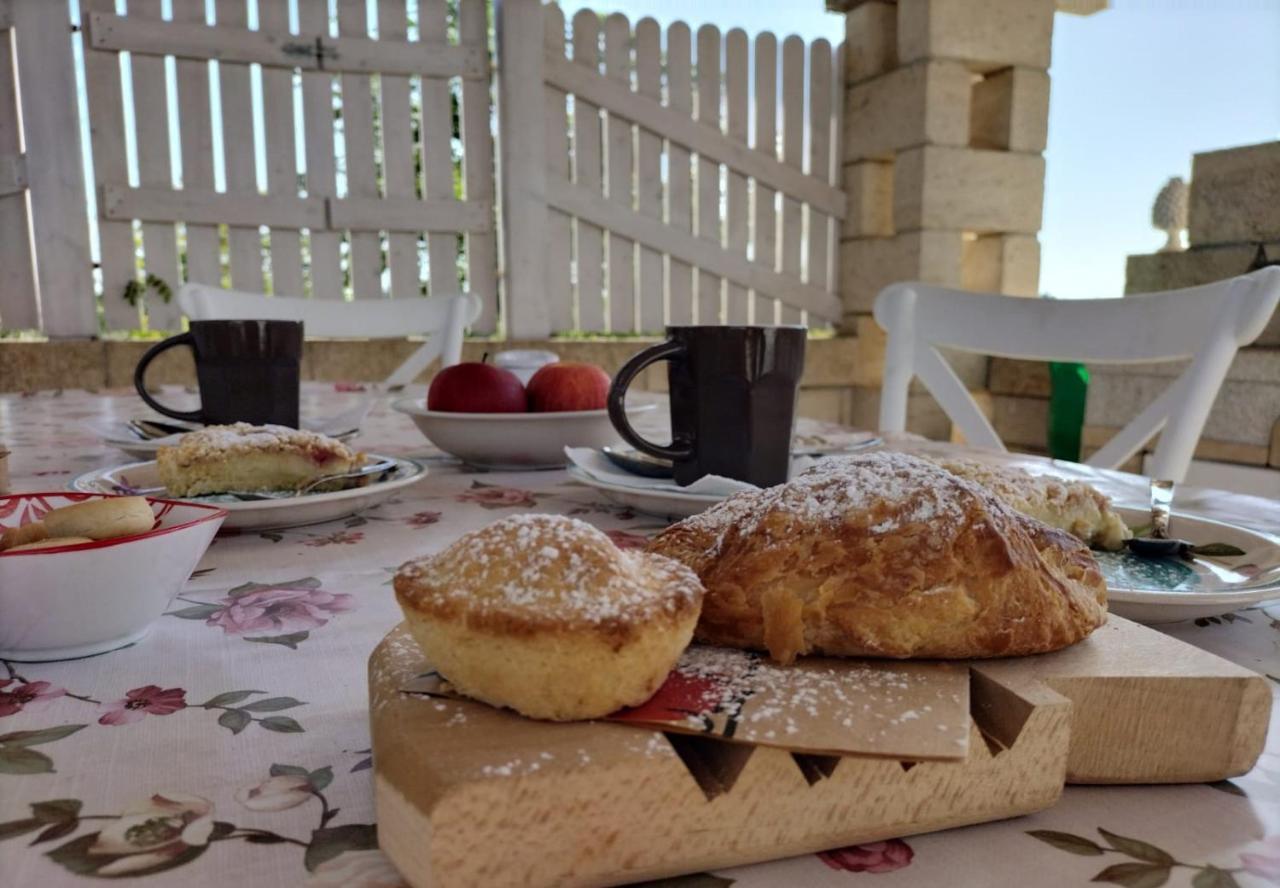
[[0, 521, 48, 551]]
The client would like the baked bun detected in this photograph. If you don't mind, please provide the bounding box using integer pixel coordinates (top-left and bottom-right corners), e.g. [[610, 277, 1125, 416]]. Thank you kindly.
[[6, 537, 94, 552], [934, 457, 1131, 551], [648, 452, 1106, 664], [43, 497, 155, 540], [394, 514, 704, 721]]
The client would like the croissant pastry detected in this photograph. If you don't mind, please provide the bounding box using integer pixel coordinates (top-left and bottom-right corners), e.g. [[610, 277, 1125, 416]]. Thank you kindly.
[[648, 452, 1107, 664]]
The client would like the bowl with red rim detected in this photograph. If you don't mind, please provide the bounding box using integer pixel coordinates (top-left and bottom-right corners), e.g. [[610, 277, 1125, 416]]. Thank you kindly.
[[0, 493, 227, 661]]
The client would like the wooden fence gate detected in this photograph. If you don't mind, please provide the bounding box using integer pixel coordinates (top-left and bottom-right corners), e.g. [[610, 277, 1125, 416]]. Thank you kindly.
[[498, 0, 847, 337], [81, 0, 498, 334]]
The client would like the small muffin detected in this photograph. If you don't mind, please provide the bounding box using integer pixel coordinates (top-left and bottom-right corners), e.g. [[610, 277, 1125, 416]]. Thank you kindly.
[[394, 514, 704, 721]]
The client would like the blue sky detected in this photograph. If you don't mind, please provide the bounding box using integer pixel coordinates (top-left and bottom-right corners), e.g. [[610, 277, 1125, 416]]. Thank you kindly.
[[584, 0, 1280, 299]]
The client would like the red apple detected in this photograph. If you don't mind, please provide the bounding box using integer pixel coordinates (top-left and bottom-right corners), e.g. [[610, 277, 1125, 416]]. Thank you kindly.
[[526, 362, 612, 412], [427, 362, 526, 413]]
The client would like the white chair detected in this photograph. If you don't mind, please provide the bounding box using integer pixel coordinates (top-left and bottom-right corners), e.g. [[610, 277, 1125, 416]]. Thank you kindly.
[[873, 267, 1280, 482], [177, 283, 480, 390]]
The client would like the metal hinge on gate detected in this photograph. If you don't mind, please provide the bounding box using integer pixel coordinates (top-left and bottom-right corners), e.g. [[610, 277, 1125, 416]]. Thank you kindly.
[[278, 38, 343, 71]]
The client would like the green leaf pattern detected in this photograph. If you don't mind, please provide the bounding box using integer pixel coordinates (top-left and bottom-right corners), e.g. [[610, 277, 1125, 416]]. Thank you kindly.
[[1030, 827, 1250, 887]]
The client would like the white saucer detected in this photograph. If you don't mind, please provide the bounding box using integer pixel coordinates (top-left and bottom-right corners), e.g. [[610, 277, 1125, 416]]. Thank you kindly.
[[565, 465, 725, 518], [70, 454, 425, 531]]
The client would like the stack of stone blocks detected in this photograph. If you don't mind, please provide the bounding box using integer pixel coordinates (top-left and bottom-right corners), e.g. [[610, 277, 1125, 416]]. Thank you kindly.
[[832, 0, 1059, 439], [1089, 140, 1280, 476]]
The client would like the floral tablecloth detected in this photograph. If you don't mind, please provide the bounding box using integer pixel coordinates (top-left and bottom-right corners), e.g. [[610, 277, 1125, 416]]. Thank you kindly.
[[2, 384, 1280, 888]]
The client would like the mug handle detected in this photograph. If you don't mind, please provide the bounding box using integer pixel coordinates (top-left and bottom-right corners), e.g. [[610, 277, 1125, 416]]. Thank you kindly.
[[134, 332, 205, 423], [607, 340, 694, 462]]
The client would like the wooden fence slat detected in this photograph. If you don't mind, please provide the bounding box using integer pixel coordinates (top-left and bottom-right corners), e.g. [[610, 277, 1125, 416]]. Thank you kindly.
[[218, 1, 264, 293], [297, 0, 341, 299], [378, 0, 418, 301], [127, 0, 181, 329], [459, 0, 498, 334], [543, 54, 845, 220], [831, 39, 846, 328], [337, 0, 382, 298], [695, 24, 722, 325], [634, 17, 664, 333], [83, 0, 140, 330], [604, 13, 634, 333], [0, 26, 37, 329], [779, 35, 805, 325], [724, 28, 749, 326], [546, 177, 840, 319], [542, 3, 573, 333], [666, 21, 692, 326], [807, 39, 834, 329], [173, 0, 219, 290], [329, 197, 492, 233], [101, 184, 324, 228], [419, 0, 460, 298], [497, 0, 550, 336], [257, 0, 303, 299], [571, 9, 604, 331], [753, 32, 778, 325]]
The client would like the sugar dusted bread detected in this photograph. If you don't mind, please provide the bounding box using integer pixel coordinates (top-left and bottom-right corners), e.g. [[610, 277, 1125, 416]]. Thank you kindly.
[[157, 423, 361, 496], [934, 457, 1131, 551], [648, 452, 1107, 664], [394, 514, 704, 721]]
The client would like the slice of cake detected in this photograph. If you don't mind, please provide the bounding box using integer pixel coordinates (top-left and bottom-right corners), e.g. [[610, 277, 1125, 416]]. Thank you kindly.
[[934, 457, 1131, 551], [157, 423, 362, 496]]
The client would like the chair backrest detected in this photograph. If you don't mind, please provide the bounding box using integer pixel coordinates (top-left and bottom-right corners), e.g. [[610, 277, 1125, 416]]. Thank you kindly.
[[177, 284, 481, 389], [873, 267, 1280, 481]]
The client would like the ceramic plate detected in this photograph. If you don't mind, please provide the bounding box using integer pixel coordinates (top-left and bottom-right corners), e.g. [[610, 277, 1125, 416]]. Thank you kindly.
[[69, 454, 425, 532], [1099, 506, 1280, 623], [565, 466, 725, 518]]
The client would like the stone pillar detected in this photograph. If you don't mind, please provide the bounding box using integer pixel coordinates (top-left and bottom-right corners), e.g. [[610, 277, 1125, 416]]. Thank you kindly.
[[831, 0, 1069, 437]]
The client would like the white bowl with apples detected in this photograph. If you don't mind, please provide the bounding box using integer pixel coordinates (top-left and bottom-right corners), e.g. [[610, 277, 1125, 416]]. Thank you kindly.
[[392, 359, 656, 469]]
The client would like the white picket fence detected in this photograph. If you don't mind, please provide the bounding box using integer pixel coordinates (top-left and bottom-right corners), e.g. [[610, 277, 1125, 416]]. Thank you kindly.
[[0, 0, 850, 339], [81, 0, 498, 333], [500, 1, 846, 336]]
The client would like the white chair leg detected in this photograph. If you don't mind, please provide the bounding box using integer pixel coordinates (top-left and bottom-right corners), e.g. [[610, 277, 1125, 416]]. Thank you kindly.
[[876, 285, 917, 434]]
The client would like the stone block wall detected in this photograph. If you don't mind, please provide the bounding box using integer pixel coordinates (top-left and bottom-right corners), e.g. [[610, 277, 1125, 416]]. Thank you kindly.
[[1101, 139, 1280, 475]]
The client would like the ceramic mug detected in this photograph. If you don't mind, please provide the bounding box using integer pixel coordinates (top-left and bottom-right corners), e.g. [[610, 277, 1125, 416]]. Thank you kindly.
[[134, 320, 304, 427], [607, 326, 807, 487]]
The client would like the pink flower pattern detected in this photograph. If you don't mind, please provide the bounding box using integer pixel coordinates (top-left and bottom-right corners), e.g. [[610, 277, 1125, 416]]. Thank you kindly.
[[207, 582, 354, 636], [455, 485, 537, 508], [1241, 836, 1280, 881], [818, 839, 914, 874], [404, 510, 442, 528], [99, 686, 188, 726], [0, 679, 66, 717]]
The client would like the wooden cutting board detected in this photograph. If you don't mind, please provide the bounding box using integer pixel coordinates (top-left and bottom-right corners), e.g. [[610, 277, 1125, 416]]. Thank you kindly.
[[369, 617, 1269, 888]]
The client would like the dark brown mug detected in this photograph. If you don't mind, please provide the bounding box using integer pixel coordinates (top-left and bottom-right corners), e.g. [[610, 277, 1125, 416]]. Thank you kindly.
[[607, 326, 807, 487], [133, 320, 304, 427]]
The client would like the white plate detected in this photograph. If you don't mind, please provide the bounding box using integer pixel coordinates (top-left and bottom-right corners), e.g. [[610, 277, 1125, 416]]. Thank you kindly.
[[69, 454, 425, 532], [102, 421, 360, 461], [1098, 506, 1280, 623], [565, 465, 725, 518], [393, 398, 656, 469]]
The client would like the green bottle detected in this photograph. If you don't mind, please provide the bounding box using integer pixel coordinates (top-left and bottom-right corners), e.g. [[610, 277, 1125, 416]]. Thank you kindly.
[[1048, 361, 1089, 462]]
